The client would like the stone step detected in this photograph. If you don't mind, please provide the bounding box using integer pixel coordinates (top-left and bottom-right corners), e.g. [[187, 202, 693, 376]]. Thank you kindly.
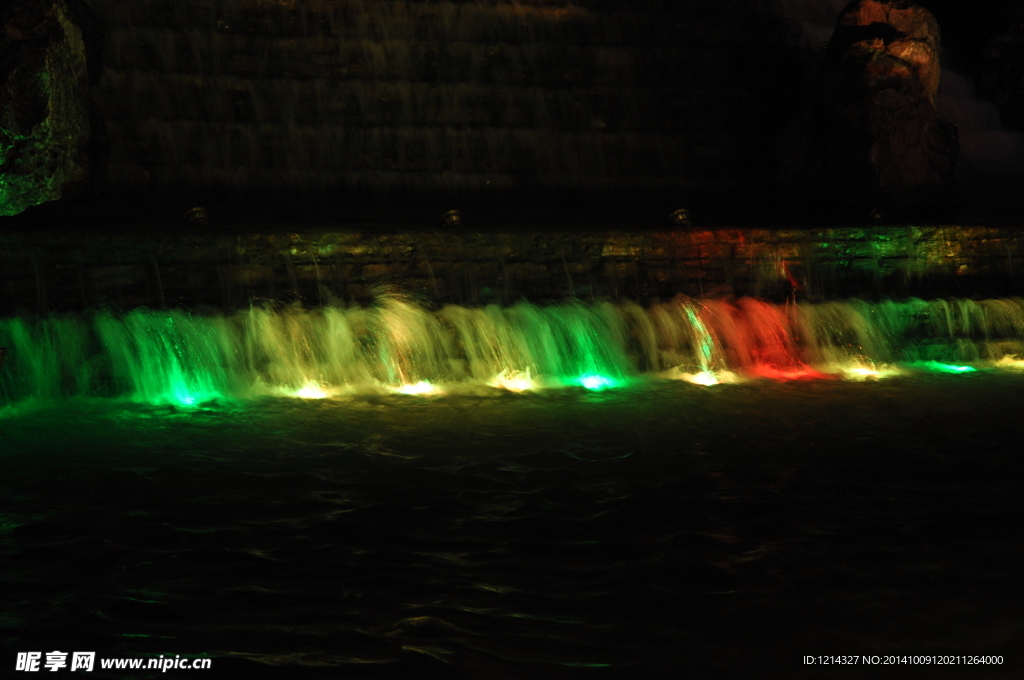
[[90, 0, 673, 45], [100, 31, 699, 86], [102, 119, 691, 174], [95, 73, 669, 128]]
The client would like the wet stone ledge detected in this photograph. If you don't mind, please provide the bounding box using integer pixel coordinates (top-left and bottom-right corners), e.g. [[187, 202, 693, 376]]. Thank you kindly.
[[1, 226, 1024, 314]]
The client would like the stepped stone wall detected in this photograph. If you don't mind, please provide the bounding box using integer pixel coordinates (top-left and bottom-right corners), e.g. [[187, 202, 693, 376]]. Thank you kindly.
[[6, 0, 1024, 221], [86, 0, 799, 215], [2, 226, 1024, 314]]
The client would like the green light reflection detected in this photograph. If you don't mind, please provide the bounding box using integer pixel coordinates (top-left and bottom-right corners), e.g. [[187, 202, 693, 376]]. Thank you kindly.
[[910, 361, 978, 374], [572, 374, 619, 390]]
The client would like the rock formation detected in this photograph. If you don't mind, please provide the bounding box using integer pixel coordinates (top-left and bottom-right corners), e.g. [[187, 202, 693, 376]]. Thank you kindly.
[[779, 0, 958, 220], [0, 0, 101, 217]]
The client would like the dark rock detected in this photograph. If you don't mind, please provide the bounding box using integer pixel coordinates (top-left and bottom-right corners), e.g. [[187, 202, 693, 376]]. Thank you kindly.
[[779, 0, 958, 220], [0, 0, 102, 217]]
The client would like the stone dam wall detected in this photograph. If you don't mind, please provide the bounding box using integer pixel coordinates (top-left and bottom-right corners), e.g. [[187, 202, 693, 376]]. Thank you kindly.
[[2, 226, 1024, 314], [82, 0, 798, 215]]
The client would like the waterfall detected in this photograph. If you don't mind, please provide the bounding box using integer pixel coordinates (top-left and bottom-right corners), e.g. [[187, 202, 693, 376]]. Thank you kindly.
[[3, 295, 1024, 406]]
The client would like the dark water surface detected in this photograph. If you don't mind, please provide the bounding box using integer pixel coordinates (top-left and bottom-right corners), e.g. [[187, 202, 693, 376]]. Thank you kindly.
[[2, 375, 1023, 678]]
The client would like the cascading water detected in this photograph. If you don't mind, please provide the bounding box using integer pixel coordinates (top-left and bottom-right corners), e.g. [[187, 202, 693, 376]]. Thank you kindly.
[[3, 295, 1024, 408]]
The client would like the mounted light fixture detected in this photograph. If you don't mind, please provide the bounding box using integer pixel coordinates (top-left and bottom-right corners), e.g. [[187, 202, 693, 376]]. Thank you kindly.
[[186, 207, 210, 227], [868, 206, 890, 224], [668, 208, 691, 227], [441, 209, 462, 229]]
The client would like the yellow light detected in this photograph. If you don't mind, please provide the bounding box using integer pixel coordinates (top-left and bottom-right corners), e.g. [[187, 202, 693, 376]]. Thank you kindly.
[[996, 356, 1024, 369], [684, 371, 719, 386], [294, 382, 329, 399], [666, 369, 739, 386], [840, 361, 900, 380], [489, 369, 537, 392], [395, 381, 438, 395]]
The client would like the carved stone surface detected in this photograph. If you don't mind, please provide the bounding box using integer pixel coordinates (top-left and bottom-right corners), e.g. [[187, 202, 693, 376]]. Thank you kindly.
[[0, 0, 100, 216], [779, 0, 958, 220]]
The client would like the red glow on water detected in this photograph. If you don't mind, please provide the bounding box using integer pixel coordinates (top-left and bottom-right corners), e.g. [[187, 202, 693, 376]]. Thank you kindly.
[[748, 365, 836, 381]]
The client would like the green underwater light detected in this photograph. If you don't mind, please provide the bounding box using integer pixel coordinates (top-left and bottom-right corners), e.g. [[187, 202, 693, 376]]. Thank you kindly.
[[573, 374, 618, 390], [159, 370, 225, 406], [911, 361, 977, 374], [166, 388, 224, 407]]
